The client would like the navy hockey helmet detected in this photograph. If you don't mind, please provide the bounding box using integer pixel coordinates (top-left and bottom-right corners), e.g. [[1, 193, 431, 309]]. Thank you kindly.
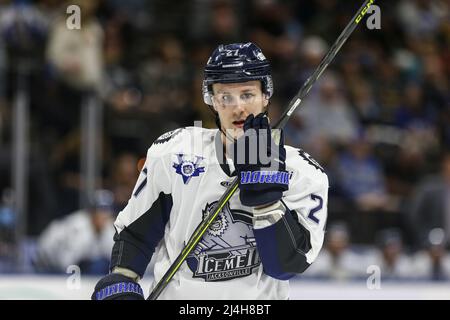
[[202, 42, 273, 106]]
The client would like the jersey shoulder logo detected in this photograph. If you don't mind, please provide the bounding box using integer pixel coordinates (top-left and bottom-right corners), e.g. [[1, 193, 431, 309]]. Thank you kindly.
[[186, 201, 260, 282], [154, 128, 183, 145], [298, 149, 325, 173], [173, 153, 205, 185]]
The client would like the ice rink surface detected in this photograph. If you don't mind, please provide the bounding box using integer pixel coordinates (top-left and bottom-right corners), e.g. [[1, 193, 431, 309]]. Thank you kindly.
[[1, 276, 450, 300]]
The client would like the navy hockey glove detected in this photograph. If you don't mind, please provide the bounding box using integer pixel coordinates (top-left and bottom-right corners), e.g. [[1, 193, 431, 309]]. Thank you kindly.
[[91, 273, 145, 300], [232, 113, 289, 207]]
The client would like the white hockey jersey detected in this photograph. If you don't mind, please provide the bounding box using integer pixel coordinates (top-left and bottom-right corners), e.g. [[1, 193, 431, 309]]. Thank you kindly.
[[112, 127, 329, 300]]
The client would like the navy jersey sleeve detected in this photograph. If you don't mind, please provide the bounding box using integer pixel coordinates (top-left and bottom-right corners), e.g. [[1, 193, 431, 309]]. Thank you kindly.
[[253, 148, 329, 280]]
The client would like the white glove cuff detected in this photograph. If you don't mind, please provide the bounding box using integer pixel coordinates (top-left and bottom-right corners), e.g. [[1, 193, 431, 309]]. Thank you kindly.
[[252, 201, 287, 229], [112, 267, 140, 282]]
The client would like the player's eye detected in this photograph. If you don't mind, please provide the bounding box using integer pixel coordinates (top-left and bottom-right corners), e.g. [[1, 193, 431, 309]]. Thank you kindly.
[[241, 93, 255, 102], [220, 94, 234, 105]]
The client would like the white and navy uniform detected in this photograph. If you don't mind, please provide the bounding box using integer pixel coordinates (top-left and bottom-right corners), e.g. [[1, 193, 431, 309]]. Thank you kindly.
[[111, 127, 329, 300]]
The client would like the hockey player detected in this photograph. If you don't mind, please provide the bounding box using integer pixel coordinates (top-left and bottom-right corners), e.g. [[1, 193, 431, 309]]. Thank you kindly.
[[92, 42, 329, 300]]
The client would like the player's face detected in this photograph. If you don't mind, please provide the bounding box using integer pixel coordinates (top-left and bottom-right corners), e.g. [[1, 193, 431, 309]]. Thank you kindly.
[[212, 81, 269, 139]]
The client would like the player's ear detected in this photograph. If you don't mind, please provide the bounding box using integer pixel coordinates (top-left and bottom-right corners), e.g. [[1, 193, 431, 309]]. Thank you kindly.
[[212, 101, 219, 112], [263, 94, 269, 108]]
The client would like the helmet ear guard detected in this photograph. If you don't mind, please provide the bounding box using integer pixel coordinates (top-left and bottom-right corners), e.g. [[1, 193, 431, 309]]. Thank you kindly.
[[202, 42, 274, 106]]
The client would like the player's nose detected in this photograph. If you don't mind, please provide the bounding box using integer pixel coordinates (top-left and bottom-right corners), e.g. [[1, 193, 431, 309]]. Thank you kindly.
[[233, 101, 246, 116]]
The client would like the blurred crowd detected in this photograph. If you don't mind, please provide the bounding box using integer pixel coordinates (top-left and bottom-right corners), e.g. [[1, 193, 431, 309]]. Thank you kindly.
[[0, 0, 449, 280]]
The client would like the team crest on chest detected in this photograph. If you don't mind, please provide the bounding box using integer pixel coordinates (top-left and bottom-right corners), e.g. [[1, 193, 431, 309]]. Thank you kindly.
[[173, 153, 205, 185], [186, 201, 260, 282]]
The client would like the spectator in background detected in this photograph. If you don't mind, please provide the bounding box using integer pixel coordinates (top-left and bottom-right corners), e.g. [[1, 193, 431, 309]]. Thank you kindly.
[[408, 151, 450, 248], [397, 0, 448, 38], [101, 15, 147, 154], [336, 134, 387, 205], [413, 228, 450, 281], [285, 35, 328, 102], [46, 0, 103, 92], [373, 58, 403, 124], [349, 80, 380, 125], [416, 38, 450, 149], [33, 190, 115, 274], [304, 222, 368, 280], [102, 15, 141, 114], [395, 81, 438, 140], [208, 0, 241, 44], [394, 81, 440, 182], [249, 0, 301, 65], [284, 36, 328, 150], [0, 0, 48, 72], [138, 35, 193, 138], [298, 72, 360, 148], [367, 228, 416, 280], [335, 131, 395, 242]]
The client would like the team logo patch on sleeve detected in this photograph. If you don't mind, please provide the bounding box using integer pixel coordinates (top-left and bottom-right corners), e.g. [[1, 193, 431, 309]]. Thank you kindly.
[[173, 154, 206, 184], [154, 128, 183, 145]]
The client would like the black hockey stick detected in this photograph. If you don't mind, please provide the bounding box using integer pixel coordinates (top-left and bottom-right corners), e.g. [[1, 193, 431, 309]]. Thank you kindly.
[[148, 0, 376, 300]]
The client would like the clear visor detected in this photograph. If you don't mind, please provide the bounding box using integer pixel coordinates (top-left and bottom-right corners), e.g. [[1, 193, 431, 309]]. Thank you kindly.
[[212, 91, 259, 108], [202, 76, 273, 106]]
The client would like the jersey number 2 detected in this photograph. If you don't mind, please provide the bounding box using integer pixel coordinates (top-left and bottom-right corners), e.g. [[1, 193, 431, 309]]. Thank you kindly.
[[308, 194, 323, 224]]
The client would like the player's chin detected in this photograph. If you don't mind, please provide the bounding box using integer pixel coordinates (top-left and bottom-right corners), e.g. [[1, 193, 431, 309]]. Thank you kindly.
[[223, 126, 243, 139], [233, 127, 244, 139]]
